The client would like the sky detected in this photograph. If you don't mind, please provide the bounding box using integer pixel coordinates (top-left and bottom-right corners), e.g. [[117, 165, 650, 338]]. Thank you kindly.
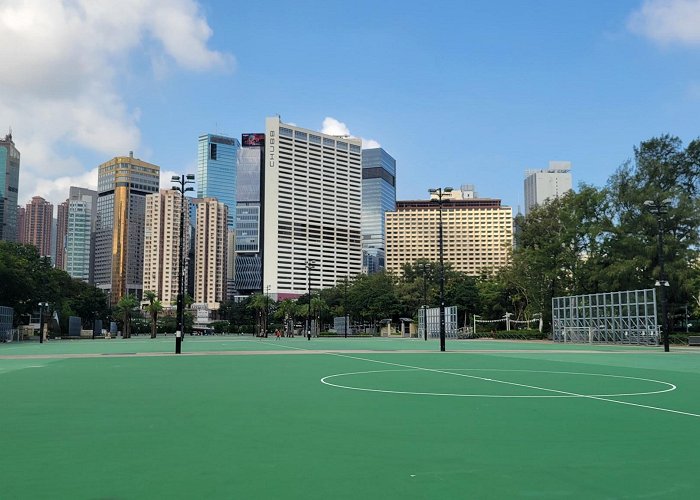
[[2, 0, 700, 213]]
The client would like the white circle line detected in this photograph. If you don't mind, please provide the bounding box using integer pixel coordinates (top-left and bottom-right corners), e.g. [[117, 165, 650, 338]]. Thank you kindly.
[[320, 368, 676, 398]]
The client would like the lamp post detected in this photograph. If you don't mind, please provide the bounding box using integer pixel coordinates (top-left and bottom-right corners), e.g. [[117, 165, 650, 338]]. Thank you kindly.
[[38, 302, 48, 343], [265, 285, 270, 338], [172, 173, 195, 354], [306, 259, 317, 339], [429, 187, 453, 352], [419, 261, 429, 341], [344, 276, 348, 338], [644, 198, 672, 352]]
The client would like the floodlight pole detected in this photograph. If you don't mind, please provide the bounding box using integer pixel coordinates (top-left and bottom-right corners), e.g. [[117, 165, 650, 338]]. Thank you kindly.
[[429, 187, 453, 352], [644, 199, 671, 352], [265, 285, 270, 337], [306, 259, 317, 339], [38, 302, 48, 343], [172, 173, 195, 354], [420, 261, 429, 341], [344, 276, 348, 338]]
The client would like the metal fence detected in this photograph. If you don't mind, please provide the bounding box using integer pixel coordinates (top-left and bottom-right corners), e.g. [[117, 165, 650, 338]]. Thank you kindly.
[[552, 289, 659, 345], [417, 306, 458, 339]]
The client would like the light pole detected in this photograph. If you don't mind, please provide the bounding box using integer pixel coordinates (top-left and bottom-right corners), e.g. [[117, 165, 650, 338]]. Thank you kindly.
[[644, 198, 672, 352], [172, 173, 195, 354], [419, 261, 429, 341], [344, 276, 348, 338], [306, 259, 317, 340], [429, 187, 453, 352], [38, 302, 48, 343], [265, 285, 271, 337]]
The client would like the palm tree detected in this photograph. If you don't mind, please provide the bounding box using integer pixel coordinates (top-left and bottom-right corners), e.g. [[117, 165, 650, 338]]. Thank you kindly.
[[276, 299, 297, 336], [310, 296, 328, 336], [144, 290, 163, 339], [115, 294, 138, 339], [248, 293, 269, 337]]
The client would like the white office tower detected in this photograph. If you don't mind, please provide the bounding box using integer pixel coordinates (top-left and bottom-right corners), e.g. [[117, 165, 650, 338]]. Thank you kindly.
[[143, 190, 190, 305], [524, 161, 572, 215], [194, 198, 228, 309], [263, 116, 362, 298]]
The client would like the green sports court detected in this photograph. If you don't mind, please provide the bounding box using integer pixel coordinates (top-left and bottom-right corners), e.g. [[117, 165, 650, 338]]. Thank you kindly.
[[2, 336, 700, 499]]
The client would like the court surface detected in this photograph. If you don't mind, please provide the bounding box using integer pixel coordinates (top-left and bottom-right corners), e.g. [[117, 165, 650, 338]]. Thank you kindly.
[[2, 336, 700, 499]]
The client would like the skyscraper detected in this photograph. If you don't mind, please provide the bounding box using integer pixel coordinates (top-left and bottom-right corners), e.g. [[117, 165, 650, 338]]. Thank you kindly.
[[23, 196, 53, 257], [235, 138, 263, 294], [65, 187, 97, 282], [193, 198, 228, 309], [94, 152, 160, 304], [197, 134, 239, 298], [55, 201, 69, 269], [0, 132, 20, 242], [143, 189, 190, 305], [524, 161, 572, 215], [361, 148, 396, 274], [197, 134, 239, 228], [263, 116, 362, 297]]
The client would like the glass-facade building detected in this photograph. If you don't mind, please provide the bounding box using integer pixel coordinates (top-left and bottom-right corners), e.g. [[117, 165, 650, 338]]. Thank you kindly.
[[235, 144, 263, 294], [197, 134, 239, 229], [65, 187, 97, 282], [0, 133, 20, 242], [361, 148, 396, 274]]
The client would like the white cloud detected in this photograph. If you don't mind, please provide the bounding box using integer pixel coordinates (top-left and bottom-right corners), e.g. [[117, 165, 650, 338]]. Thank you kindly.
[[321, 116, 381, 150], [362, 139, 381, 149], [321, 117, 351, 137], [23, 167, 98, 206], [0, 0, 232, 205], [628, 0, 700, 45]]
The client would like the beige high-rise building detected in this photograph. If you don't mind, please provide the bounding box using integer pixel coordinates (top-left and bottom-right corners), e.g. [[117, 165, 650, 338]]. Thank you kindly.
[[22, 196, 54, 258], [385, 198, 513, 276], [194, 197, 228, 309], [143, 190, 190, 306]]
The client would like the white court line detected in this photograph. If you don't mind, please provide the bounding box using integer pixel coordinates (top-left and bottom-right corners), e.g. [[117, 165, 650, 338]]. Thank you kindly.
[[321, 368, 676, 398], [267, 341, 700, 419]]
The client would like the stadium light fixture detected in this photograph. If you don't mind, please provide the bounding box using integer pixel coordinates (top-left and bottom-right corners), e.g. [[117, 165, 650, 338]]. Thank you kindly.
[[429, 187, 453, 352], [171, 173, 195, 354], [644, 198, 672, 352]]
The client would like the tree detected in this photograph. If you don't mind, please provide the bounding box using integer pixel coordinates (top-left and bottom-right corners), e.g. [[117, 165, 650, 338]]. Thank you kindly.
[[310, 295, 328, 335], [276, 299, 298, 336], [248, 293, 270, 336], [605, 135, 700, 314], [347, 272, 401, 330], [144, 290, 163, 338], [114, 294, 138, 338]]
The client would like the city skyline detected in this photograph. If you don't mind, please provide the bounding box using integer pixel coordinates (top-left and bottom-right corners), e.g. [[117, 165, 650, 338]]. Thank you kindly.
[[3, 1, 700, 213]]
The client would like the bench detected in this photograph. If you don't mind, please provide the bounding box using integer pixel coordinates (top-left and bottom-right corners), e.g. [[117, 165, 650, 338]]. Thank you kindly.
[[689, 336, 700, 346]]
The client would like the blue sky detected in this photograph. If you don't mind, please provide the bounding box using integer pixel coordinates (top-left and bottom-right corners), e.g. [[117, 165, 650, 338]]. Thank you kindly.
[[2, 0, 700, 212]]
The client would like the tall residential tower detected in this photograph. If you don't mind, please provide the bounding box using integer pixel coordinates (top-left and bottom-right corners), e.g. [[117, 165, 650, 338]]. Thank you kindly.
[[22, 196, 53, 257], [143, 190, 190, 305]]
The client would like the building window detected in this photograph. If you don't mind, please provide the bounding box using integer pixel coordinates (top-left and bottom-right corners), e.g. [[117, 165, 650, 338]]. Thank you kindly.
[[210, 143, 217, 160]]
